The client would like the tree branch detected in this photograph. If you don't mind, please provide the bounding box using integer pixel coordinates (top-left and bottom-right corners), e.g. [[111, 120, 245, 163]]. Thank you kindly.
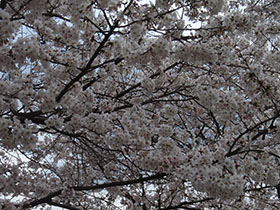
[[46, 201, 81, 210], [0, 0, 7, 9], [55, 23, 118, 102], [114, 62, 182, 99], [226, 112, 280, 157], [22, 173, 167, 209], [160, 198, 214, 210]]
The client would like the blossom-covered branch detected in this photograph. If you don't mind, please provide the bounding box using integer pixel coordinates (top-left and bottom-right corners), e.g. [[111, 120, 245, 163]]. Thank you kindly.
[[22, 173, 166, 209]]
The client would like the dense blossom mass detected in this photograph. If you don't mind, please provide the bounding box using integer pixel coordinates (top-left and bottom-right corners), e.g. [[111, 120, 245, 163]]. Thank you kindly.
[[1, 0, 280, 209]]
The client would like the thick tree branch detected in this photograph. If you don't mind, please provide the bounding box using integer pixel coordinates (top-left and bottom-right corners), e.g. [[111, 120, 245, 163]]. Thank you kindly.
[[0, 0, 7, 9], [82, 56, 124, 91], [160, 198, 214, 210], [22, 173, 167, 209], [55, 0, 135, 102], [55, 23, 118, 103], [12, 110, 46, 125], [72, 173, 167, 191]]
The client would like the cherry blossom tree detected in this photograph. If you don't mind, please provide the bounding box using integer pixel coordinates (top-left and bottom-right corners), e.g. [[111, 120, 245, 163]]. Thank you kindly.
[[1, 0, 280, 209]]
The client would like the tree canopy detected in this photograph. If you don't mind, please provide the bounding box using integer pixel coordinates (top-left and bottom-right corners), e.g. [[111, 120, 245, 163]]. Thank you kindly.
[[1, 0, 280, 209]]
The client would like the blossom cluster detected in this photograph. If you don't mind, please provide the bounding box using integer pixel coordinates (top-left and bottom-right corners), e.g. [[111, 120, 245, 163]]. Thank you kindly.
[[1, 0, 280, 210]]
